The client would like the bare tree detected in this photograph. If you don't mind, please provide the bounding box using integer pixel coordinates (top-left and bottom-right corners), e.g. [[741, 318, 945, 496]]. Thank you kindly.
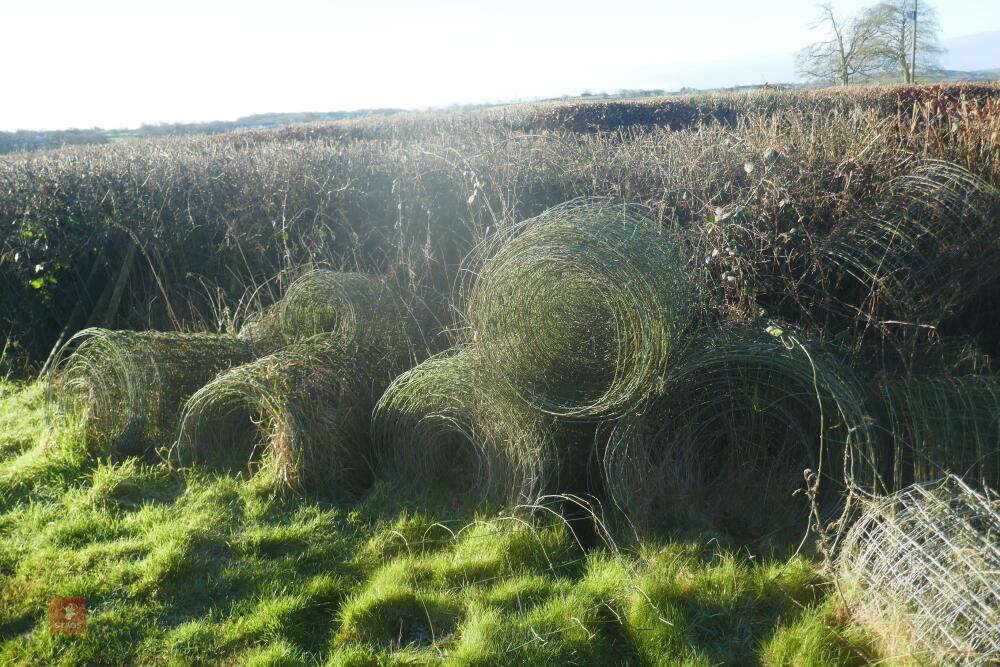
[[796, 3, 884, 85], [869, 0, 944, 83]]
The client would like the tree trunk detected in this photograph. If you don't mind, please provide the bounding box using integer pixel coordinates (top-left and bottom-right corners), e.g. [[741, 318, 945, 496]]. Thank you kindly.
[[899, 19, 911, 82]]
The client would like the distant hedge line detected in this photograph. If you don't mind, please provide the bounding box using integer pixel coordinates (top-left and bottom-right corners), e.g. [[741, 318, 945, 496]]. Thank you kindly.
[[523, 84, 1000, 133], [0, 128, 110, 156]]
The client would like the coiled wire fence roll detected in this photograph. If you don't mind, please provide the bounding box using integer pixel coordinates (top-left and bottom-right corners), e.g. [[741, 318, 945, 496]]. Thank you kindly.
[[466, 200, 697, 418], [239, 270, 439, 365], [172, 335, 396, 494], [46, 327, 255, 455], [874, 373, 1000, 492], [602, 328, 881, 537], [838, 476, 1000, 665], [814, 160, 1000, 332], [237, 306, 285, 355], [371, 346, 586, 506]]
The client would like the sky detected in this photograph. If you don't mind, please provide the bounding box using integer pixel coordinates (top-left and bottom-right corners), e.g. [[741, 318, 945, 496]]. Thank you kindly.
[[1, 0, 997, 131]]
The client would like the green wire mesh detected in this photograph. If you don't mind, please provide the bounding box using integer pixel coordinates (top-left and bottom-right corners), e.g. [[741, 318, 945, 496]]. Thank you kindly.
[[466, 199, 698, 418], [173, 334, 394, 494], [602, 328, 880, 537], [47, 327, 254, 455]]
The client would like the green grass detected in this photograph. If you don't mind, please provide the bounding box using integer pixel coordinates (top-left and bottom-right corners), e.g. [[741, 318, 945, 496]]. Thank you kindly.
[[0, 381, 878, 665]]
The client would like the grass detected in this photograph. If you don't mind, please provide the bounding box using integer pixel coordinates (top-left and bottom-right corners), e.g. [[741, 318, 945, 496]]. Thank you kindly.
[[0, 380, 880, 665]]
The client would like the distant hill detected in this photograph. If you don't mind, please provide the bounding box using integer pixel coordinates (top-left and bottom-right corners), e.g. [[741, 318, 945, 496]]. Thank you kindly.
[[942, 31, 1000, 72], [122, 109, 405, 139]]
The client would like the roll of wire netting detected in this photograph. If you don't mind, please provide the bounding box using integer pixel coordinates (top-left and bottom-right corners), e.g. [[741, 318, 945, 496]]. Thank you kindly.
[[838, 476, 1000, 665], [602, 327, 880, 539], [237, 306, 285, 355], [239, 269, 440, 366], [47, 327, 255, 455], [371, 346, 589, 506], [279, 270, 428, 361], [173, 334, 395, 494], [875, 372, 1000, 492], [466, 199, 698, 418], [816, 160, 1000, 331]]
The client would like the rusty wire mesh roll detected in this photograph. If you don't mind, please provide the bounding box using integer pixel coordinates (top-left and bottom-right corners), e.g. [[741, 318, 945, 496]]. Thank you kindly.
[[47, 327, 255, 455], [371, 346, 586, 506], [466, 199, 698, 418], [172, 335, 394, 494], [602, 327, 880, 537]]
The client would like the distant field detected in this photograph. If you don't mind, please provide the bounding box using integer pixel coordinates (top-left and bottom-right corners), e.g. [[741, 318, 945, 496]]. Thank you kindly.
[[0, 109, 407, 156]]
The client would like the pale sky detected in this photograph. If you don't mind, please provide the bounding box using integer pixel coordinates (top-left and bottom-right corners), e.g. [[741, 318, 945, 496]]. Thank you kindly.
[[1, 0, 997, 131]]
